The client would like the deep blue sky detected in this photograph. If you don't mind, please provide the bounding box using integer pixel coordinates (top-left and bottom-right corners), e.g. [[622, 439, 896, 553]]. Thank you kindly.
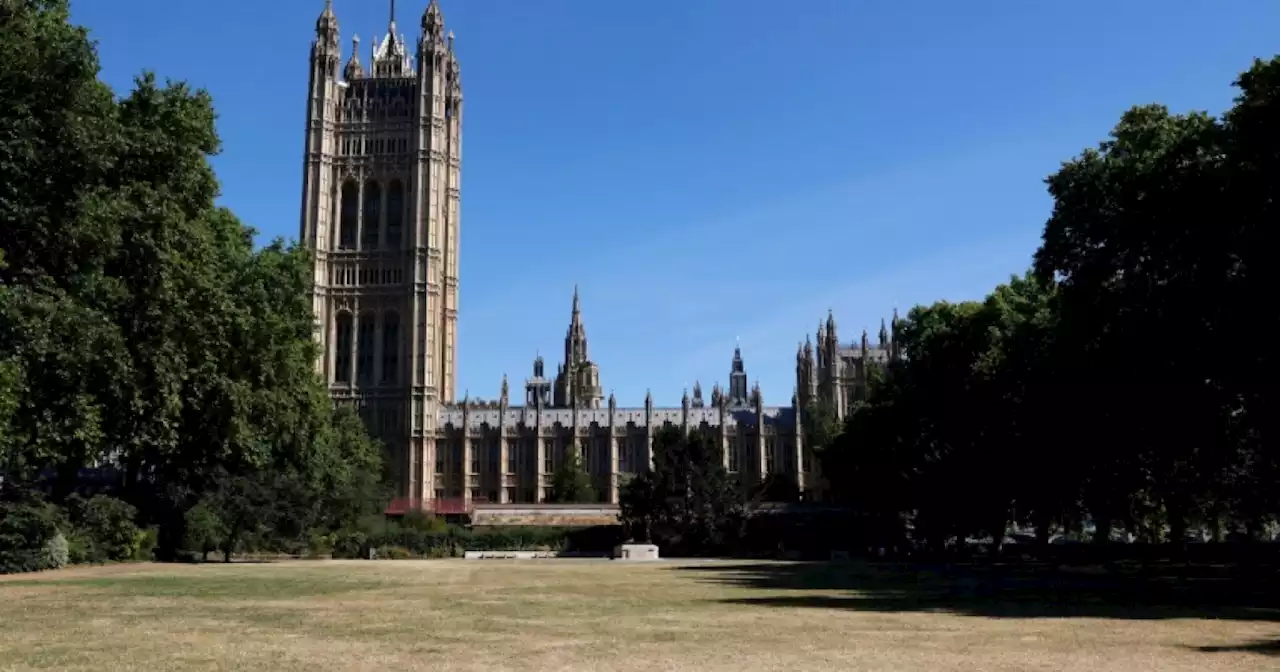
[[72, 0, 1278, 406]]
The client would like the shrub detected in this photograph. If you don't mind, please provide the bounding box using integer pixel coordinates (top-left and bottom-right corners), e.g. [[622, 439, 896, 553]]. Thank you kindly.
[[75, 495, 141, 562], [182, 501, 225, 562], [399, 510, 449, 534], [132, 528, 158, 561], [331, 531, 369, 559], [343, 524, 624, 559], [376, 545, 412, 560], [0, 497, 65, 574], [307, 531, 334, 558], [66, 532, 92, 565], [40, 532, 70, 570]]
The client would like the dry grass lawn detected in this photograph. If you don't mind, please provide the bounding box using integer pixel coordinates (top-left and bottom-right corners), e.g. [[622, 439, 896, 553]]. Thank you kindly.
[[1, 559, 1277, 671]]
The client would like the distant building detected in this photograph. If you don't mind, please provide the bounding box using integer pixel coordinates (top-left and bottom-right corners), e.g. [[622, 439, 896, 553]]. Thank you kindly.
[[296, 1, 899, 508]]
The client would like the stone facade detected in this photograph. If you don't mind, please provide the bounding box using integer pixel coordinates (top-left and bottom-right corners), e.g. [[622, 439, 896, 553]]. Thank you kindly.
[[298, 0, 462, 501], [297, 1, 901, 507], [797, 310, 902, 422]]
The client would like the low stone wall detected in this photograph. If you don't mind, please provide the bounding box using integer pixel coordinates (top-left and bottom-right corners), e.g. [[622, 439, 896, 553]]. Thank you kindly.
[[463, 550, 560, 560], [471, 504, 620, 527]]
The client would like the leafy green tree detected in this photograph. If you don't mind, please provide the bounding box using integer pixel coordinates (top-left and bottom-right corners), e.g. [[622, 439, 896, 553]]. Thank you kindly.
[[548, 447, 596, 503], [182, 501, 225, 562], [0, 1, 389, 567], [619, 426, 745, 554]]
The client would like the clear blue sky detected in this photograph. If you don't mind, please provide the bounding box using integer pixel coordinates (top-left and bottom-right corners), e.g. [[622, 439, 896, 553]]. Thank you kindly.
[[72, 0, 1278, 407]]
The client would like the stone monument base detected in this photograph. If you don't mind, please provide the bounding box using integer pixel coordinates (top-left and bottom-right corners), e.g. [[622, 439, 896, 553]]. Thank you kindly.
[[613, 543, 660, 561]]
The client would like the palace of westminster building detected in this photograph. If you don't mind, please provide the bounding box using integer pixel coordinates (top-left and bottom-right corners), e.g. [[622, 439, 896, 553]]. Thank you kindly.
[[298, 1, 899, 507]]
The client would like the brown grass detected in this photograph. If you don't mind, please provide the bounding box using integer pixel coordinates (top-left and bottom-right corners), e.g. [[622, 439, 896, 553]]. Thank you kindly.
[[0, 559, 1276, 671]]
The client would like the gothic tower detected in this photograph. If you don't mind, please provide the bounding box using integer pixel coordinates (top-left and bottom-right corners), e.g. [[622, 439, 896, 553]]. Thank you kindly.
[[299, 0, 463, 498], [553, 286, 604, 408], [727, 345, 749, 407]]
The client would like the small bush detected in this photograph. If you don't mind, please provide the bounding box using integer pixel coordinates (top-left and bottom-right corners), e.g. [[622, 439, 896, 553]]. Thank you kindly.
[[182, 502, 225, 561], [0, 497, 65, 574], [66, 532, 92, 565], [399, 510, 449, 534], [132, 528, 158, 561], [331, 531, 369, 559], [307, 531, 334, 558], [40, 533, 70, 570], [76, 495, 141, 562], [376, 545, 412, 560]]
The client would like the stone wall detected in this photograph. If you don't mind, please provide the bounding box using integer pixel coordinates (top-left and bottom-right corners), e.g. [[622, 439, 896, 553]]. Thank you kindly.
[[471, 503, 620, 527]]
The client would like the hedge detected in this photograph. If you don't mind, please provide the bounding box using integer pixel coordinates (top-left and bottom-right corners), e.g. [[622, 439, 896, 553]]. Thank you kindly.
[[331, 524, 625, 559]]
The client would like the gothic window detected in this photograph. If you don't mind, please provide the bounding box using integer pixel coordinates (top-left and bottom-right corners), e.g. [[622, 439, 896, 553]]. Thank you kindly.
[[765, 437, 777, 474], [362, 180, 381, 249], [356, 312, 376, 385], [338, 181, 358, 249], [728, 435, 740, 472], [334, 312, 353, 383], [381, 311, 400, 384], [386, 179, 404, 249]]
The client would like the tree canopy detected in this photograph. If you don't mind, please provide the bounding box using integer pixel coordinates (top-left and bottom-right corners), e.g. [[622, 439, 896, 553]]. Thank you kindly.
[[0, 0, 388, 566], [815, 58, 1280, 550]]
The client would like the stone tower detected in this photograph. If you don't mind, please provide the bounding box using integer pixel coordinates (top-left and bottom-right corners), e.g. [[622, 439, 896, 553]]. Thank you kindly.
[[298, 0, 463, 498], [552, 286, 604, 408]]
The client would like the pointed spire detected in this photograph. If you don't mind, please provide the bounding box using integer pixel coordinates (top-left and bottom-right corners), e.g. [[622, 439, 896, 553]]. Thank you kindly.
[[861, 328, 869, 352], [423, 0, 444, 38], [608, 391, 616, 409], [572, 284, 580, 315], [879, 317, 889, 348], [344, 35, 364, 79], [315, 0, 339, 45]]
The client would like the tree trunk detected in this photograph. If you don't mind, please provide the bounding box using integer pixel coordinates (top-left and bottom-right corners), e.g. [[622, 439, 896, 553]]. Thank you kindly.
[[1094, 517, 1112, 544], [1032, 511, 1052, 547]]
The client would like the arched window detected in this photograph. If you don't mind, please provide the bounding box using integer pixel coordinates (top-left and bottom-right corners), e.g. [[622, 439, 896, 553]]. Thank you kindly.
[[381, 311, 400, 384], [362, 180, 381, 249], [334, 312, 353, 383], [386, 179, 404, 249], [356, 312, 376, 385], [338, 181, 358, 250]]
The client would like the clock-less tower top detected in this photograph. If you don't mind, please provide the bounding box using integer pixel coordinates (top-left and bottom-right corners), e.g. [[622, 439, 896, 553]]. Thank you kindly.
[[299, 0, 463, 499]]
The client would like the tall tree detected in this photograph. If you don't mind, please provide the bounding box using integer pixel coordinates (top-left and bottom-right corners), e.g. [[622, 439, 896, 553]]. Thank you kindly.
[[547, 447, 596, 503], [619, 426, 745, 555]]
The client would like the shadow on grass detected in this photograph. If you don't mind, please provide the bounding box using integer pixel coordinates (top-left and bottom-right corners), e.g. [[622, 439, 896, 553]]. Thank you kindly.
[[674, 560, 1280, 625], [1193, 638, 1280, 656]]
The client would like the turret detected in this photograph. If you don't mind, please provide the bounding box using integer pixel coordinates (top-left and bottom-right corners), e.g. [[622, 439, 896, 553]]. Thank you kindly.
[[344, 36, 364, 80], [299, 0, 342, 248], [728, 344, 749, 406], [891, 307, 902, 361], [422, 0, 444, 42]]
